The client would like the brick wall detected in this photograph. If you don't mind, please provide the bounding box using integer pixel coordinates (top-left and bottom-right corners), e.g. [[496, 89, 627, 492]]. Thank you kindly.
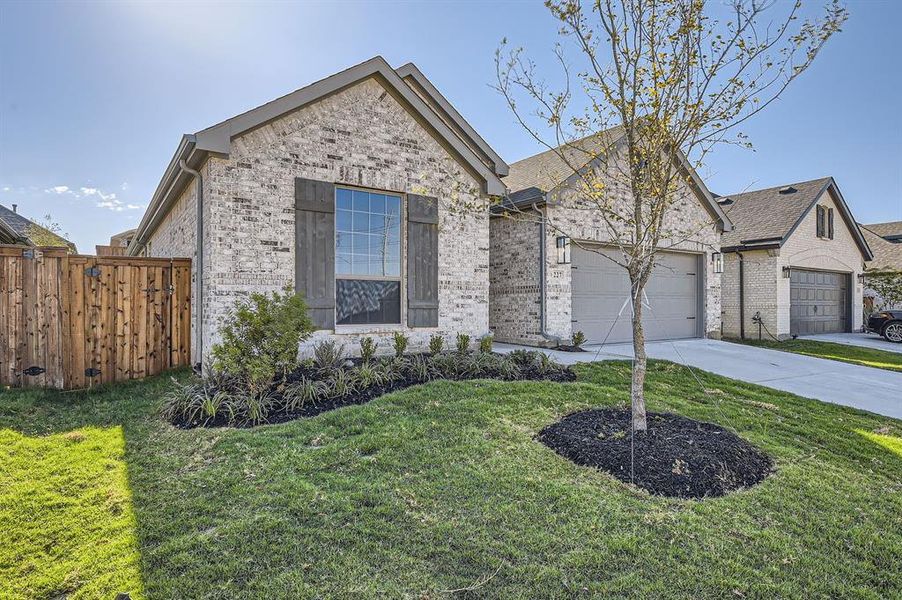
[[721, 250, 779, 339], [489, 211, 543, 343], [147, 77, 491, 358], [490, 153, 723, 346], [722, 187, 867, 339]]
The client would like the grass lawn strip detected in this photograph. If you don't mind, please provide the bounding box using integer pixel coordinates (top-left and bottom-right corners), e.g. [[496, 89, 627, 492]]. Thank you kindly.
[[0, 361, 900, 598], [728, 337, 902, 373]]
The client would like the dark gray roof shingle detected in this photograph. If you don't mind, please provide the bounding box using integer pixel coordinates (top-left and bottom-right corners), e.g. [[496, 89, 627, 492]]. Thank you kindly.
[[861, 224, 902, 271], [0, 204, 75, 250], [719, 178, 833, 248]]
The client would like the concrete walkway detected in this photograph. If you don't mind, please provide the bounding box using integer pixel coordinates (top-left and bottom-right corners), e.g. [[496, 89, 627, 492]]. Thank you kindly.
[[800, 332, 902, 354], [495, 339, 902, 420]]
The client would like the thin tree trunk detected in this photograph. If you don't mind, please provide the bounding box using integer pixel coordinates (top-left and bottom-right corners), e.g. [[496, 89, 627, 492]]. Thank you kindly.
[[630, 280, 648, 431]]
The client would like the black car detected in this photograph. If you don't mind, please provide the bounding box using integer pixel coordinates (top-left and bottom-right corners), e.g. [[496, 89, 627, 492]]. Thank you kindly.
[[867, 310, 902, 343]]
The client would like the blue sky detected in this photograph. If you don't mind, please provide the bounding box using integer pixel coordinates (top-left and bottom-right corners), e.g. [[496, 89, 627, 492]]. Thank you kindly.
[[1, 0, 900, 254]]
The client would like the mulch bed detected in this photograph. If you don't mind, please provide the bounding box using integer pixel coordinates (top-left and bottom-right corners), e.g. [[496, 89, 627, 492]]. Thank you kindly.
[[172, 363, 576, 429], [554, 345, 587, 353], [538, 408, 773, 499]]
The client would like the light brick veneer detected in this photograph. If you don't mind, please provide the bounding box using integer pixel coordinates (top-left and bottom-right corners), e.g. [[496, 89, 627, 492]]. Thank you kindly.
[[721, 187, 866, 339], [146, 77, 491, 359], [490, 155, 723, 346]]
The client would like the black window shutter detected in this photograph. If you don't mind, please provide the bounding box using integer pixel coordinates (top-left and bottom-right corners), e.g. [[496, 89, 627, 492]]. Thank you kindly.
[[407, 194, 439, 327], [816, 205, 825, 238], [295, 177, 335, 329], [828, 207, 834, 239]]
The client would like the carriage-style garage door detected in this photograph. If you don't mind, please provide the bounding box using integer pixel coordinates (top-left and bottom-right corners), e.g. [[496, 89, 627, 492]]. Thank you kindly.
[[789, 268, 849, 336], [571, 246, 701, 344]]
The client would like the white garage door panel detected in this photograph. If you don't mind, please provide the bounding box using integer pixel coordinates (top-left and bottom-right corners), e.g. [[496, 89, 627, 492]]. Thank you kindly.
[[572, 247, 700, 344]]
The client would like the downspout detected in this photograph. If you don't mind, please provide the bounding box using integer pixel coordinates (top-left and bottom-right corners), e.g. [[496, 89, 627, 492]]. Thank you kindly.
[[532, 202, 562, 347], [737, 251, 745, 340], [178, 160, 204, 369]]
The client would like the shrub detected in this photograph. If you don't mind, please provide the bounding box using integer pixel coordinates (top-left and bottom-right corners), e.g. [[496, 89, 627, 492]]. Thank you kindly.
[[507, 349, 539, 366], [479, 334, 493, 354], [359, 337, 378, 364], [313, 340, 346, 372], [210, 286, 313, 388], [571, 330, 587, 348], [392, 331, 409, 358], [456, 333, 471, 354], [376, 357, 406, 383], [283, 377, 329, 411], [428, 334, 444, 356]]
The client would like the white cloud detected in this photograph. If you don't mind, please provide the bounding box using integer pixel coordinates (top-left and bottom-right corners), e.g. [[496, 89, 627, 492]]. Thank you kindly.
[[121, 182, 130, 191], [42, 183, 144, 212], [2, 186, 10, 192]]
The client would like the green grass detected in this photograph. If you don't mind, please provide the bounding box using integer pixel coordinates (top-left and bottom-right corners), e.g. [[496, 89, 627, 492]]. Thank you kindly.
[[727, 337, 902, 373], [1, 362, 901, 599]]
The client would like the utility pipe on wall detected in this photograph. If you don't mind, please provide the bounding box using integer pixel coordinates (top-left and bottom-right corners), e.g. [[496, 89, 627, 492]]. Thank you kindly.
[[178, 159, 204, 368], [737, 251, 745, 340], [532, 203, 562, 347]]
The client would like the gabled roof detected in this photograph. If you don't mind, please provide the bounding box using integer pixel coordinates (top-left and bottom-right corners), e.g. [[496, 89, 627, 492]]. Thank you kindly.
[[501, 128, 732, 231], [131, 57, 507, 255], [719, 177, 873, 260], [862, 220, 902, 241], [861, 224, 902, 271], [0, 204, 76, 250]]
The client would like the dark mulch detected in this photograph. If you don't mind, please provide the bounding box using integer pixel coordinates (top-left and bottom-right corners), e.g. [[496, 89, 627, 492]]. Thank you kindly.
[[538, 408, 773, 499], [555, 345, 586, 353], [172, 365, 576, 430]]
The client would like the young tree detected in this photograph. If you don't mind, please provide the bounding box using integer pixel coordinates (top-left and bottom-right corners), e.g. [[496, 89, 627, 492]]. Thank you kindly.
[[496, 0, 846, 430], [865, 271, 902, 312]]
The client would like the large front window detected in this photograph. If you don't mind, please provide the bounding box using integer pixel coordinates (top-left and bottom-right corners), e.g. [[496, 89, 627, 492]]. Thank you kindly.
[[335, 187, 402, 325]]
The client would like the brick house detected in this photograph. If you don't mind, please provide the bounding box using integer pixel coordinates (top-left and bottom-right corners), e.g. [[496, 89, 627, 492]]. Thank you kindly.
[[489, 131, 733, 346], [127, 57, 508, 362], [860, 221, 902, 311], [719, 178, 873, 339]]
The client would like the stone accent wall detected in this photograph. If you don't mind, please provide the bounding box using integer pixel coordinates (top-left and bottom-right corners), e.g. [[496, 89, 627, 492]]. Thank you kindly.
[[145, 77, 491, 358], [489, 212, 543, 344], [490, 153, 723, 346], [721, 250, 779, 339], [721, 187, 867, 339]]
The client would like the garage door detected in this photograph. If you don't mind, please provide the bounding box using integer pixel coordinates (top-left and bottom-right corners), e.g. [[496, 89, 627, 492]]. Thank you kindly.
[[571, 246, 701, 344], [790, 269, 849, 336]]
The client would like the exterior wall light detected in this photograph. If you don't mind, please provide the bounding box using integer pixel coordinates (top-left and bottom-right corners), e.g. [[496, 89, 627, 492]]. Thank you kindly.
[[857, 273, 866, 283], [782, 266, 792, 278], [711, 252, 723, 274], [556, 236, 571, 264]]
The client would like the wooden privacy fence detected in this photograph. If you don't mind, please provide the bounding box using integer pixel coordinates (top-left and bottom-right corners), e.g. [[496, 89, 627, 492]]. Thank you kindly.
[[0, 245, 191, 389]]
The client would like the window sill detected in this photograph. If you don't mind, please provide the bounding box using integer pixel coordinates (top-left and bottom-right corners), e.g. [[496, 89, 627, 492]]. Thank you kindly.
[[333, 324, 407, 335]]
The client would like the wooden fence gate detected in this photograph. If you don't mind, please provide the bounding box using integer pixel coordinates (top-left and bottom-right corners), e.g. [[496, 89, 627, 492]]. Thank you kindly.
[[0, 245, 191, 389]]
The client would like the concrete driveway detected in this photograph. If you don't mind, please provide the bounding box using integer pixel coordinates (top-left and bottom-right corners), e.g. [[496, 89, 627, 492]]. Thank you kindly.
[[495, 339, 902, 420], [801, 332, 902, 354]]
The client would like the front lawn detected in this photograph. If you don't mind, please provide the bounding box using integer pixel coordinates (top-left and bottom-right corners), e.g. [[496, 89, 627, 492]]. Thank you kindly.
[[2, 362, 900, 598], [728, 337, 902, 373]]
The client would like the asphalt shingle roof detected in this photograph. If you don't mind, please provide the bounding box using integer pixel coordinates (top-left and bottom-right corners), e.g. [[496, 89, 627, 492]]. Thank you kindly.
[[719, 178, 833, 247], [861, 224, 902, 271], [504, 127, 625, 196], [0, 204, 75, 250], [861, 221, 902, 239]]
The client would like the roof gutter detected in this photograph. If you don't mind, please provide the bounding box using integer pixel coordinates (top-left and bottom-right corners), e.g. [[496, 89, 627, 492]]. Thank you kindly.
[[128, 134, 199, 256]]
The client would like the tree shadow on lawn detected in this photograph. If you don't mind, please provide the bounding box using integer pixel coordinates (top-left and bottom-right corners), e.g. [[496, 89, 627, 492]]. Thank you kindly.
[[1, 363, 901, 598]]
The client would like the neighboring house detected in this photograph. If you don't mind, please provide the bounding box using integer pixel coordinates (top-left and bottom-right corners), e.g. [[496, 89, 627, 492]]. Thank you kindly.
[[128, 56, 508, 362], [96, 228, 136, 256], [860, 221, 902, 310], [0, 204, 77, 251], [719, 178, 873, 339], [490, 131, 732, 346]]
